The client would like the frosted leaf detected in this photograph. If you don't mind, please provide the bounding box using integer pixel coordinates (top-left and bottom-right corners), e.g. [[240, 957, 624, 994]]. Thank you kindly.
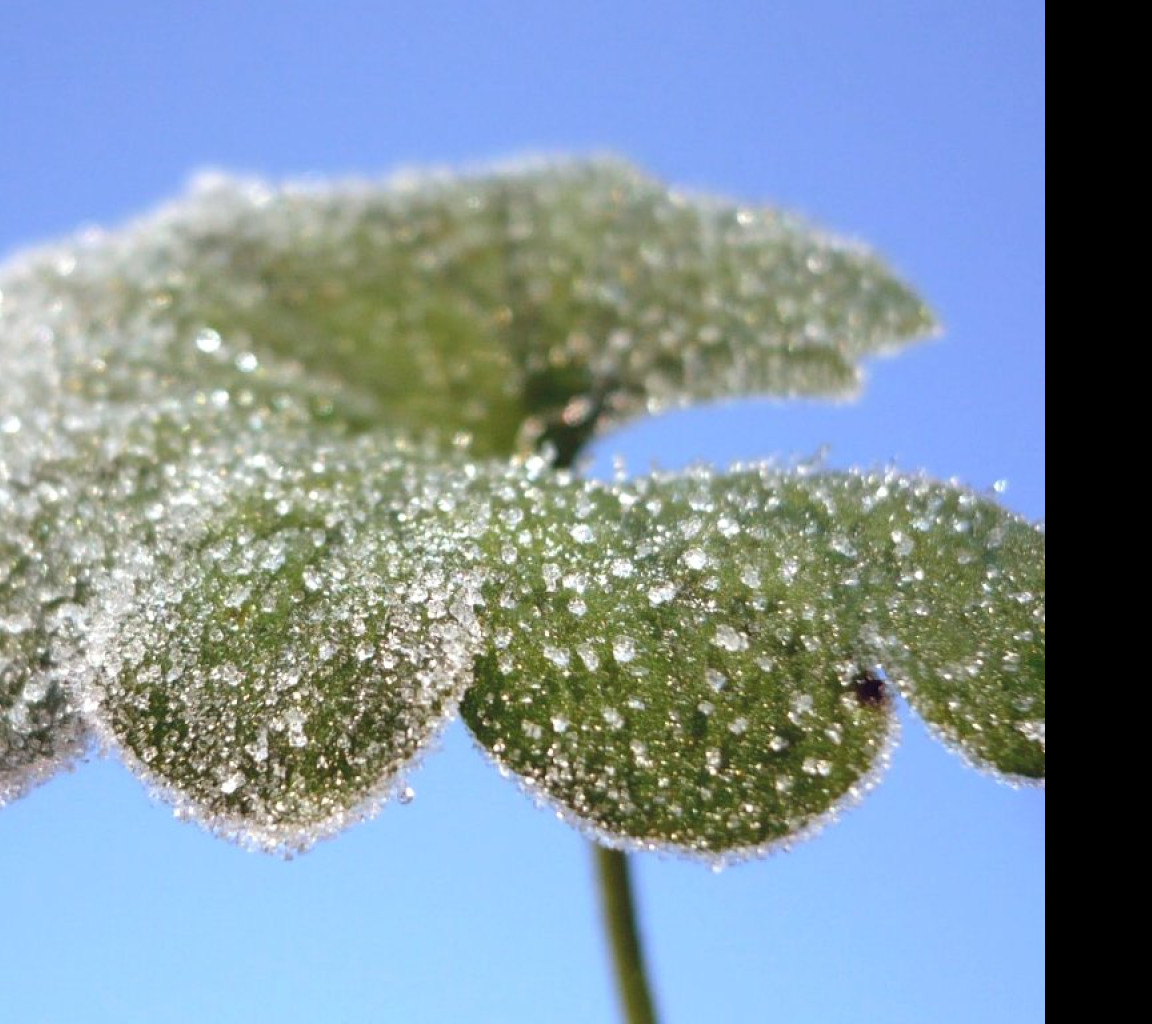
[[846, 474, 1046, 782], [0, 158, 933, 467], [1, 155, 1036, 862], [0, 427, 104, 805], [75, 430, 487, 854], [461, 467, 898, 862], [0, 535, 89, 806]]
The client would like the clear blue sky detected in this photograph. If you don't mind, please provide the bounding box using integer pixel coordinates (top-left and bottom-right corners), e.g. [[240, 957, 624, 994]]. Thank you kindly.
[[1, 4, 1044, 1023]]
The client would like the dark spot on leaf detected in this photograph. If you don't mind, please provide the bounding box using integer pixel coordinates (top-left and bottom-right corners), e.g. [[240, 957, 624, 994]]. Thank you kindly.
[[850, 670, 888, 709]]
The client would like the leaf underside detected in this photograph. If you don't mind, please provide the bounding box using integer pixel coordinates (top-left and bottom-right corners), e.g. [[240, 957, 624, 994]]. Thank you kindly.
[[0, 158, 934, 458], [0, 542, 88, 805], [462, 468, 898, 860], [461, 466, 1044, 858], [857, 478, 1045, 780], [78, 425, 487, 853], [0, 157, 1040, 855]]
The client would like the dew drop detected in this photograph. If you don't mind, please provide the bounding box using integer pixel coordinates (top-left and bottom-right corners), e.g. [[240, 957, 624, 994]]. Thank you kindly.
[[683, 548, 709, 570], [612, 636, 637, 664], [712, 625, 749, 653], [219, 772, 246, 795], [705, 668, 728, 692], [1017, 719, 1046, 750], [802, 757, 833, 777], [194, 328, 222, 353], [577, 643, 600, 671], [543, 645, 571, 669]]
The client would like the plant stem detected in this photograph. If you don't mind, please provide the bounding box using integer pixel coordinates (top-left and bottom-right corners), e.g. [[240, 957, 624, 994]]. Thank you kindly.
[[595, 845, 660, 1024]]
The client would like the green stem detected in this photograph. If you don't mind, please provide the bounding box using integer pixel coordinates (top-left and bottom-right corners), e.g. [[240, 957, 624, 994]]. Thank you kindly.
[[595, 845, 661, 1024]]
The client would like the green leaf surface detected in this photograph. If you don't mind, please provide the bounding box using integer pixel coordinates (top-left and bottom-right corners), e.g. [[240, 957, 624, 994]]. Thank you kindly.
[[74, 429, 486, 853], [461, 465, 1046, 857], [0, 158, 934, 462], [1, 426, 104, 806], [853, 476, 1046, 781], [0, 532, 88, 806], [461, 467, 899, 861]]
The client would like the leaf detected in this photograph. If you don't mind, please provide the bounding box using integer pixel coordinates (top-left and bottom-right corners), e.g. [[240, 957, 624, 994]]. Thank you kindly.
[[1, 426, 99, 805], [850, 475, 1045, 781], [1, 159, 934, 464], [3, 158, 1032, 853], [460, 466, 898, 861], [74, 428, 487, 853], [0, 157, 936, 811], [0, 536, 89, 806]]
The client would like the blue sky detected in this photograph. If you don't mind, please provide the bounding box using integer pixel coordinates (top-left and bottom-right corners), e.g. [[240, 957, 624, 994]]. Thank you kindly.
[[1, 4, 1043, 1022]]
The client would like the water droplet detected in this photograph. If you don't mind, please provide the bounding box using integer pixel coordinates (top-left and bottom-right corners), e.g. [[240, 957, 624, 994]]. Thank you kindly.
[[683, 548, 709, 570], [1017, 719, 1046, 750], [220, 772, 246, 795], [602, 707, 624, 730], [543, 645, 570, 669], [612, 636, 637, 663], [712, 625, 749, 653], [194, 327, 222, 353], [577, 643, 600, 671], [705, 668, 728, 692]]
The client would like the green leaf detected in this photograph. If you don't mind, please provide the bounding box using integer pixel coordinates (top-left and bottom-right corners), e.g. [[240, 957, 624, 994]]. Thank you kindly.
[[1, 159, 934, 463], [1, 428, 99, 805], [0, 381, 316, 806], [0, 536, 88, 806], [2, 158, 1033, 855], [461, 466, 898, 861], [0, 157, 936, 812], [75, 428, 486, 853], [853, 475, 1045, 781]]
